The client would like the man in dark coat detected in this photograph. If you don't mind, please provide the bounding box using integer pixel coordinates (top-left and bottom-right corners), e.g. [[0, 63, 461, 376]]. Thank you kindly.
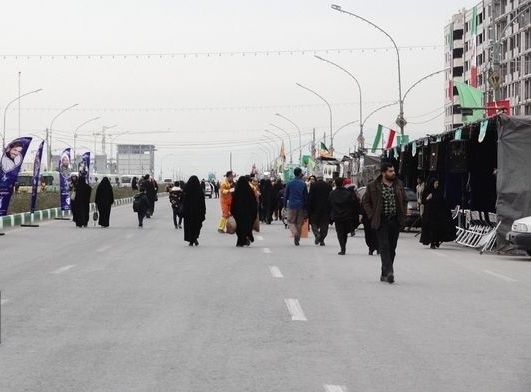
[[95, 177, 115, 227], [231, 176, 258, 247], [362, 162, 407, 284], [329, 177, 360, 255], [308, 177, 332, 246], [183, 176, 206, 246]]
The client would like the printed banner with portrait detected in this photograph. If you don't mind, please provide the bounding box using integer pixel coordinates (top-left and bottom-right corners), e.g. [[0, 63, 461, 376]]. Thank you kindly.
[[59, 148, 72, 211], [0, 137, 33, 216], [30, 140, 45, 213], [79, 151, 90, 182]]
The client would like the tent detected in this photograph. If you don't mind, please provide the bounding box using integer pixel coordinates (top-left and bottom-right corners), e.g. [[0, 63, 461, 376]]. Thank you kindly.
[[496, 115, 531, 245]]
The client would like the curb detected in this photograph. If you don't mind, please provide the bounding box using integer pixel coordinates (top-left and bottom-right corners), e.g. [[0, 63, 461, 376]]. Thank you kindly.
[[0, 196, 135, 230]]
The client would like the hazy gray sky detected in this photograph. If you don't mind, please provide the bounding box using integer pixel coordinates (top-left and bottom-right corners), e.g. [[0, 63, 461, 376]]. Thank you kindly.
[[0, 0, 474, 178]]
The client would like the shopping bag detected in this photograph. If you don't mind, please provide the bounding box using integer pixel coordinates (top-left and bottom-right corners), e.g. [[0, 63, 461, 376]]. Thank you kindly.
[[226, 216, 237, 234]]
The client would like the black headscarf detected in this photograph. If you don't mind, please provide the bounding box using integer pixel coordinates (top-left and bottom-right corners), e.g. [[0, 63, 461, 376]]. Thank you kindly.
[[95, 177, 114, 206]]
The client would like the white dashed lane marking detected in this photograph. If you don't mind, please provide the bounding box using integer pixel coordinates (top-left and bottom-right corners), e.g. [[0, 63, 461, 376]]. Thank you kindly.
[[262, 248, 272, 254], [324, 385, 347, 392], [269, 266, 284, 278], [96, 245, 111, 253], [51, 265, 76, 274], [0, 299, 8, 305], [484, 270, 517, 282], [284, 299, 307, 321], [256, 235, 264, 241]]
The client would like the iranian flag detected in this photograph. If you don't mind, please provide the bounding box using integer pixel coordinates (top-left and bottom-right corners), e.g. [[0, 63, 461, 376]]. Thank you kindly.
[[386, 129, 397, 149], [372, 125, 397, 152]]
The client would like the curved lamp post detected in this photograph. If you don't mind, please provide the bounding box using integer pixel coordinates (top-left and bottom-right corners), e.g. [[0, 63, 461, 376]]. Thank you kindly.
[[296, 82, 333, 151], [73, 117, 100, 159], [47, 103, 79, 169], [268, 124, 293, 164], [2, 88, 43, 148], [275, 113, 302, 164], [314, 55, 364, 149], [331, 4, 405, 135]]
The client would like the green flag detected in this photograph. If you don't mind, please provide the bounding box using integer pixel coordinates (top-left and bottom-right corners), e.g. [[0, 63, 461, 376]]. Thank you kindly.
[[371, 124, 383, 153], [455, 81, 484, 123], [455, 128, 462, 140], [320, 142, 329, 152], [479, 119, 489, 143]]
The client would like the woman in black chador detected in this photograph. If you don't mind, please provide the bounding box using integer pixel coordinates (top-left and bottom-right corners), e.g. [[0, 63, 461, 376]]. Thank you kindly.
[[95, 177, 115, 227], [73, 175, 92, 228], [183, 176, 206, 246], [231, 176, 258, 247], [420, 179, 457, 248]]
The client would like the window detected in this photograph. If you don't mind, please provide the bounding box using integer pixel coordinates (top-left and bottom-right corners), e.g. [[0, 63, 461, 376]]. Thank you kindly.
[[454, 66, 464, 77]]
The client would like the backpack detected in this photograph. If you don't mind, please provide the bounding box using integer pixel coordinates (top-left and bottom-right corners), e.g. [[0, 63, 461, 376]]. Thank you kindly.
[[133, 194, 143, 212]]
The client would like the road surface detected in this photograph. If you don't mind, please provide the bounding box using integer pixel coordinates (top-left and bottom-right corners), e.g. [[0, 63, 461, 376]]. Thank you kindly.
[[1, 197, 530, 391]]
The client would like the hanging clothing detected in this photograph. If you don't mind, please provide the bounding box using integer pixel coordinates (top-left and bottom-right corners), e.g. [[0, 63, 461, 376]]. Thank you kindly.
[[183, 176, 206, 244], [95, 177, 115, 227], [231, 177, 258, 247]]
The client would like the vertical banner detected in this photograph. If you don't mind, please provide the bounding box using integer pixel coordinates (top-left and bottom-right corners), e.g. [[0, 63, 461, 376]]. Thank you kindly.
[[30, 140, 45, 213], [79, 151, 90, 183], [59, 148, 72, 211], [0, 137, 33, 216]]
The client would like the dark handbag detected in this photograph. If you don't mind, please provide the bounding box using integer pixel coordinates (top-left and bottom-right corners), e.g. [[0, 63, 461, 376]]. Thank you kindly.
[[93, 210, 99, 222]]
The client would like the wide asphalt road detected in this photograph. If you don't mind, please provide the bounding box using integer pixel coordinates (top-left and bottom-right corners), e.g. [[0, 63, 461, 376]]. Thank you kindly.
[[1, 196, 530, 391]]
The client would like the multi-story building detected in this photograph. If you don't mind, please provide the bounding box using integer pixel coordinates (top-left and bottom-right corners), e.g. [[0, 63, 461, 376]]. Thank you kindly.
[[444, 0, 531, 131], [116, 144, 155, 176]]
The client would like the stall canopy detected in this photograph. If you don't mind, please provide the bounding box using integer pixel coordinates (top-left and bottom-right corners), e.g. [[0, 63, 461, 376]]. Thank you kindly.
[[496, 115, 531, 245], [455, 81, 484, 123]]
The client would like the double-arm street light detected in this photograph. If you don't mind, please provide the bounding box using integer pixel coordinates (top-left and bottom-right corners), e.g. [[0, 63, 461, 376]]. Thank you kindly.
[[2, 88, 43, 148], [296, 82, 334, 151], [274, 113, 302, 164], [47, 103, 79, 169], [268, 124, 293, 164], [331, 4, 406, 135], [314, 55, 364, 149]]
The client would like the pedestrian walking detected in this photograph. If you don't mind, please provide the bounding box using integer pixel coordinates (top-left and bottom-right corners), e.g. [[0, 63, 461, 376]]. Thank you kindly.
[[95, 177, 114, 227], [308, 176, 332, 246], [420, 179, 457, 248], [362, 162, 407, 283], [272, 178, 284, 221], [169, 183, 184, 229], [259, 178, 273, 224], [217, 171, 235, 233], [231, 176, 258, 247], [329, 177, 361, 255], [133, 186, 150, 228], [361, 192, 379, 256], [73, 175, 92, 228], [183, 175, 206, 246], [143, 174, 157, 217], [131, 176, 138, 191], [69, 174, 79, 225], [284, 167, 308, 246]]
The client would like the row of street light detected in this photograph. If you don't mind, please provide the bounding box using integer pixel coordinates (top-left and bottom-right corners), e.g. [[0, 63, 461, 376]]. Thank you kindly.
[[255, 4, 447, 170], [2, 87, 124, 171]]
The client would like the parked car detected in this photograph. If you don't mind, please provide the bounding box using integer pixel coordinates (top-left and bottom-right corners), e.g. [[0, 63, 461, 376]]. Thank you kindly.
[[357, 186, 420, 230], [204, 182, 213, 198], [507, 216, 531, 256]]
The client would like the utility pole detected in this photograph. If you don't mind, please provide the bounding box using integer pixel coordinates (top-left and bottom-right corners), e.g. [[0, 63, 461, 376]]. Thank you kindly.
[[312, 128, 316, 159], [230, 152, 233, 171], [18, 72, 21, 137]]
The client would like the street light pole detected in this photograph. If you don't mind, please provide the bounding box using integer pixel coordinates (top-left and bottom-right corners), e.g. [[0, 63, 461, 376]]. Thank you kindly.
[[331, 4, 405, 135], [362, 102, 399, 130], [268, 124, 293, 164], [314, 55, 364, 149], [2, 88, 43, 148], [73, 117, 100, 161], [47, 103, 79, 170], [296, 82, 334, 151], [403, 69, 447, 103], [275, 113, 302, 164]]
